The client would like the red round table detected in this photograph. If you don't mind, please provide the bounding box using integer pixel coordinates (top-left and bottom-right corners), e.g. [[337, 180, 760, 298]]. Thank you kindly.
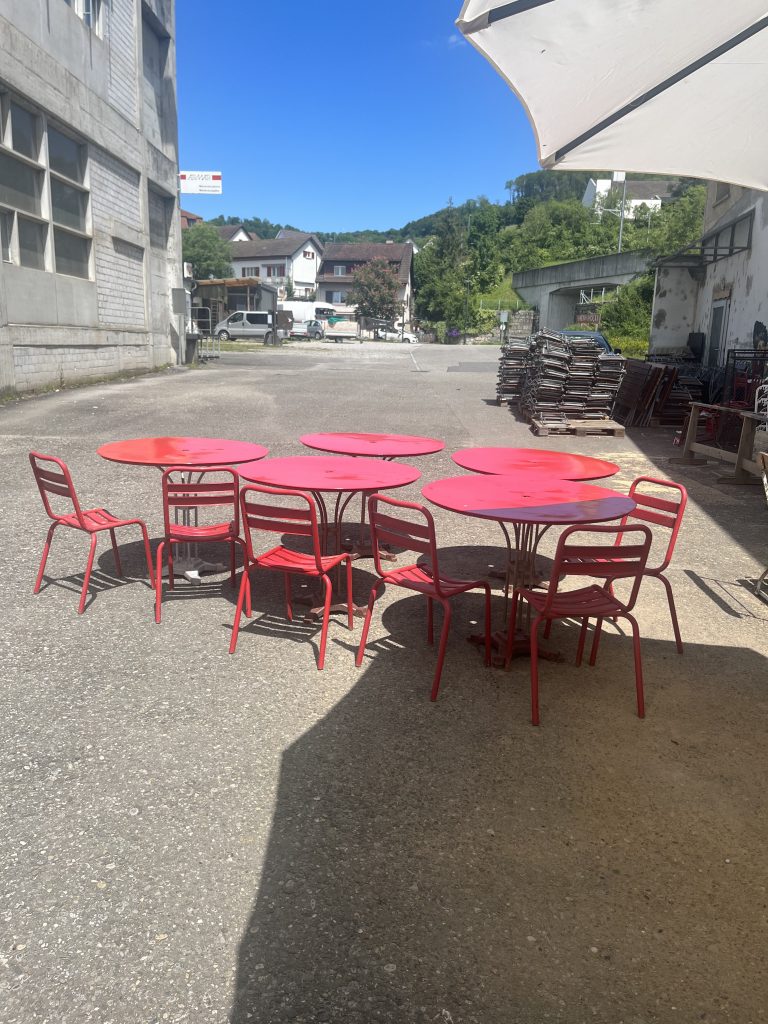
[[238, 455, 421, 556], [422, 474, 635, 658], [451, 447, 619, 481], [98, 436, 269, 467], [300, 432, 445, 460], [97, 437, 269, 580]]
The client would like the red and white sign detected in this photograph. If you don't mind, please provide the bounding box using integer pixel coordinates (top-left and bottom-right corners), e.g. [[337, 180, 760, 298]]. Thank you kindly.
[[179, 171, 222, 195]]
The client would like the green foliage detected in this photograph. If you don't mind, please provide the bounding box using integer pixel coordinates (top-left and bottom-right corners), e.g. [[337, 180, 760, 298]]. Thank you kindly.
[[609, 336, 650, 359], [348, 259, 400, 321], [599, 274, 655, 340], [207, 214, 300, 239], [182, 224, 233, 280]]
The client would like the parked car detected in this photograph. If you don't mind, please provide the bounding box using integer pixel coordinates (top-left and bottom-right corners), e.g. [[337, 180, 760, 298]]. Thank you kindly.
[[214, 310, 282, 344], [290, 319, 325, 340], [378, 326, 419, 344], [558, 329, 620, 354]]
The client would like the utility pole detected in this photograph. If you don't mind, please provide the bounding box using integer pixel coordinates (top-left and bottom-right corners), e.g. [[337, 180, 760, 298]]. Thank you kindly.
[[613, 171, 627, 254]]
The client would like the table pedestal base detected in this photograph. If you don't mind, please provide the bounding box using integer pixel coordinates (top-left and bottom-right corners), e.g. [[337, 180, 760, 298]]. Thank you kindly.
[[468, 630, 563, 668]]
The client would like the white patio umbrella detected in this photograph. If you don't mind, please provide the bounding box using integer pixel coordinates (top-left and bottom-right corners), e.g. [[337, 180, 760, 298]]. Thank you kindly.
[[456, 0, 768, 190]]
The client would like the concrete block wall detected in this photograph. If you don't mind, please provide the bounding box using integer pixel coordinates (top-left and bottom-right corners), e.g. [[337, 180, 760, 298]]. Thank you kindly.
[[12, 341, 147, 392]]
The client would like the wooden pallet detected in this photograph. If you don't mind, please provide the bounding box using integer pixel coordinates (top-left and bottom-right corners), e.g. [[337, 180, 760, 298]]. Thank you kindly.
[[530, 417, 625, 437]]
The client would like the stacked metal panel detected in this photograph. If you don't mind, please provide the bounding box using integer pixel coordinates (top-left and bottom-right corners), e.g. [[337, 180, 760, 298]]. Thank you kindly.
[[496, 337, 533, 405], [520, 332, 626, 423]]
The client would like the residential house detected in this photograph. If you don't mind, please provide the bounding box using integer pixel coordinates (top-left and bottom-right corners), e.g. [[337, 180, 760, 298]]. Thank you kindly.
[[582, 178, 678, 218], [0, 0, 182, 393], [229, 233, 323, 298], [650, 182, 767, 366], [316, 242, 414, 318], [181, 209, 204, 229], [215, 224, 254, 242]]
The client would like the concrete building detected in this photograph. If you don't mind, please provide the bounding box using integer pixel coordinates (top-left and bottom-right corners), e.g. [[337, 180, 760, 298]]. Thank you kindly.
[[0, 0, 181, 395], [650, 182, 767, 364]]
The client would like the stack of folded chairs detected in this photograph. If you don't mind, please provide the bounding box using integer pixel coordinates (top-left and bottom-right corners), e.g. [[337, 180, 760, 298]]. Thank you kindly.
[[519, 331, 627, 424], [496, 337, 533, 405]]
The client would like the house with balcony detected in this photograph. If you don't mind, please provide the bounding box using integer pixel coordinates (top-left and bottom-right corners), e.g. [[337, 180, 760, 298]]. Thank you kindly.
[[229, 233, 323, 298], [650, 182, 767, 367], [316, 242, 414, 318]]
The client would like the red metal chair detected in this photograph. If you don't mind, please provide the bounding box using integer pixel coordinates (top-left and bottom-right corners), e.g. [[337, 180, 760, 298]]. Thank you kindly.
[[155, 467, 245, 623], [611, 476, 687, 652], [29, 451, 154, 614], [507, 523, 652, 726], [231, 484, 354, 669], [755, 452, 768, 599], [356, 494, 492, 701]]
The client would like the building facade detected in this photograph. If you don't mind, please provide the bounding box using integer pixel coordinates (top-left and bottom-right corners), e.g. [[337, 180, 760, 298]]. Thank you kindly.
[[316, 242, 413, 317], [650, 182, 767, 364], [0, 0, 181, 395], [229, 234, 323, 299]]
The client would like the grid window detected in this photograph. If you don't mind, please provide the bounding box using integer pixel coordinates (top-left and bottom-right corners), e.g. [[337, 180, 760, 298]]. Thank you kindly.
[[0, 92, 91, 277], [0, 150, 43, 216], [10, 103, 40, 161], [242, 266, 259, 277], [333, 265, 346, 276], [83, 0, 101, 30], [18, 217, 46, 270], [48, 126, 85, 184], [54, 228, 89, 278], [51, 178, 87, 232], [1, 209, 11, 262]]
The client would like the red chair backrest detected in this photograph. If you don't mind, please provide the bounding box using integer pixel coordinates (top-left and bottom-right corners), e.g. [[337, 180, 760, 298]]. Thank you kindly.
[[239, 484, 324, 573], [621, 476, 687, 571], [29, 451, 89, 529], [367, 493, 444, 586], [543, 523, 652, 616], [161, 467, 240, 536]]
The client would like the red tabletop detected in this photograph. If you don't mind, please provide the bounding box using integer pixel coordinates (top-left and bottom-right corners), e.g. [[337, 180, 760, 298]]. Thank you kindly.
[[422, 474, 635, 525], [300, 432, 445, 458], [97, 437, 269, 468], [238, 455, 420, 492], [451, 447, 620, 481]]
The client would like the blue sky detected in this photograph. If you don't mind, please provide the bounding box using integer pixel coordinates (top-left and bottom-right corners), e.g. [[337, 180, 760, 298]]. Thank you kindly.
[[176, 1, 539, 232]]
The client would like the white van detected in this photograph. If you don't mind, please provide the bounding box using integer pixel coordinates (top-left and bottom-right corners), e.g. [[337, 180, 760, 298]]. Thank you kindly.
[[214, 310, 278, 344]]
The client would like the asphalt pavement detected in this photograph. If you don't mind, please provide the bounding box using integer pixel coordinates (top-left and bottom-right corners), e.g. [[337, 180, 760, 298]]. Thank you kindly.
[[2, 342, 767, 1023]]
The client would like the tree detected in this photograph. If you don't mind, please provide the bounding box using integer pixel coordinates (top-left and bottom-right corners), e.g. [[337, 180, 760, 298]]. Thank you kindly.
[[182, 224, 232, 279], [348, 259, 400, 322]]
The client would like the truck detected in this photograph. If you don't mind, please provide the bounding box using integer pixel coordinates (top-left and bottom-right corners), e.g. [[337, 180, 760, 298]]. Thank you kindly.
[[324, 314, 360, 342], [278, 300, 339, 336]]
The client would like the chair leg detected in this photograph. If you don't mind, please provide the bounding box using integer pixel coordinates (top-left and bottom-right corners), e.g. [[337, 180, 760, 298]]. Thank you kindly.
[[345, 556, 354, 630], [430, 600, 452, 702], [138, 523, 155, 588], [109, 528, 124, 577], [482, 584, 491, 667], [657, 572, 683, 653], [34, 522, 59, 594], [543, 618, 552, 640], [154, 541, 166, 624], [576, 618, 589, 666], [229, 539, 236, 589], [78, 534, 98, 614], [355, 580, 385, 667], [530, 615, 542, 726], [317, 574, 333, 670], [426, 596, 434, 645], [589, 618, 604, 666], [624, 612, 645, 718], [754, 564, 768, 597], [229, 569, 251, 654], [284, 573, 293, 621], [504, 590, 520, 668]]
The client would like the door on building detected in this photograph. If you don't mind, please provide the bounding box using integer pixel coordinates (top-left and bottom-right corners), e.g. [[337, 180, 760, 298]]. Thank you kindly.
[[707, 299, 730, 367]]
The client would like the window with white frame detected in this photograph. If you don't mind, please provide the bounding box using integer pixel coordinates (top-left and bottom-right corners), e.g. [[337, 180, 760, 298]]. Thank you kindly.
[[265, 264, 285, 277], [241, 266, 259, 277], [303, 250, 314, 260], [333, 265, 346, 276], [62, 0, 103, 34], [0, 93, 91, 278]]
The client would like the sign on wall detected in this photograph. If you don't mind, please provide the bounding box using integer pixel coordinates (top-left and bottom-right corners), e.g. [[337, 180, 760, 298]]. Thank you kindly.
[[179, 171, 222, 195]]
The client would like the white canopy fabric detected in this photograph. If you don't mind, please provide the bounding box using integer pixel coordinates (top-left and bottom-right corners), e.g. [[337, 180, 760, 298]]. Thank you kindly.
[[456, 0, 768, 190]]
